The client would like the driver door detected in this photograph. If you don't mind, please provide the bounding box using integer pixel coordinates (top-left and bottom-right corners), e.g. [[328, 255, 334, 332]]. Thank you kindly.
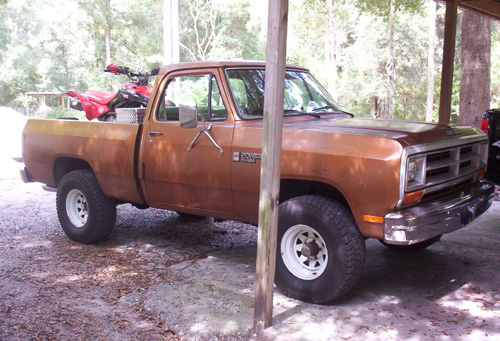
[[140, 69, 235, 216]]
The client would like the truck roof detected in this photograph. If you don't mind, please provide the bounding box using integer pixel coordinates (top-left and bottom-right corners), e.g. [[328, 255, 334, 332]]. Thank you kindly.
[[158, 60, 308, 75]]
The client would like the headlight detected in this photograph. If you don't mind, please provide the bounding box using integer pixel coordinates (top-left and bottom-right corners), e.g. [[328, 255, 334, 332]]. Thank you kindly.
[[406, 156, 426, 190], [408, 159, 417, 181]]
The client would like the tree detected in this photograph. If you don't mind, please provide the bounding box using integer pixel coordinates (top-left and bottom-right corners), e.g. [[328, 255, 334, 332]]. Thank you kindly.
[[163, 0, 180, 64], [179, 0, 220, 61], [354, 0, 424, 119], [104, 0, 111, 66], [208, 0, 265, 60], [78, 0, 115, 68], [459, 10, 491, 127], [178, 0, 264, 62], [425, 0, 436, 122], [325, 0, 338, 100], [384, 0, 396, 119]]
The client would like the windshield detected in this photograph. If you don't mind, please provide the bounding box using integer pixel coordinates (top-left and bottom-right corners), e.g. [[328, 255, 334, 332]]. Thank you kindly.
[[226, 68, 341, 119]]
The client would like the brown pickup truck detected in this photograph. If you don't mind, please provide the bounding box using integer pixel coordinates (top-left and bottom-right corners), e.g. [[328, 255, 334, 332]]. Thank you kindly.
[[21, 61, 494, 304]]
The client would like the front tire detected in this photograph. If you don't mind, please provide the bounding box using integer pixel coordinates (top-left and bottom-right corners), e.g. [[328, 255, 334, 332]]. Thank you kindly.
[[56, 170, 116, 244], [275, 195, 366, 304]]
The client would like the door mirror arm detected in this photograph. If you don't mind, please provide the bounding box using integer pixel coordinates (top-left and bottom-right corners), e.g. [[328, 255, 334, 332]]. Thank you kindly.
[[187, 116, 224, 154]]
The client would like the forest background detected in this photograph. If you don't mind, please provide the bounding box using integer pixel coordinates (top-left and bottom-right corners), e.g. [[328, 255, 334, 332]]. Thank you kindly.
[[0, 0, 498, 124]]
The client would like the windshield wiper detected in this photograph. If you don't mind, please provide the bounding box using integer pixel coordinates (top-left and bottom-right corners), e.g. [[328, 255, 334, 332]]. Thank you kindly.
[[312, 105, 336, 112], [312, 106, 354, 117], [284, 110, 321, 119]]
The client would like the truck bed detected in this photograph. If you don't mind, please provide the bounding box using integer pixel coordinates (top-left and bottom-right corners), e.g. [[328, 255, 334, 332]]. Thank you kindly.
[[23, 119, 143, 204]]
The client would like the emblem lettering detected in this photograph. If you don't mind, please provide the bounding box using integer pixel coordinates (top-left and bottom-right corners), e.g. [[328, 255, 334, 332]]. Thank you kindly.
[[233, 152, 262, 163]]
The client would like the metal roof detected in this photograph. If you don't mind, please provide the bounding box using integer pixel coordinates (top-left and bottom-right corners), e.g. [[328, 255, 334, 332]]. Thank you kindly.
[[438, 0, 500, 21]]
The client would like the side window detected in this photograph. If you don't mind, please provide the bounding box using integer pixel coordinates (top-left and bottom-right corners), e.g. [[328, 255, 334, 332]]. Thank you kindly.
[[156, 74, 228, 122]]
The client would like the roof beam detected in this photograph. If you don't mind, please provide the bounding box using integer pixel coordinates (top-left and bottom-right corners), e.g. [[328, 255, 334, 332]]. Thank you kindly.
[[460, 0, 500, 20]]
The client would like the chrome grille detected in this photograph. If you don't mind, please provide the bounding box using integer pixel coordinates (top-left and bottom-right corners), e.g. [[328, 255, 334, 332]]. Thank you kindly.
[[406, 141, 488, 192]]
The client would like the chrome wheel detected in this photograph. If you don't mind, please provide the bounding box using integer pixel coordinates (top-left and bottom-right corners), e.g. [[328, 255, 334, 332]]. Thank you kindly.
[[66, 189, 88, 228], [281, 224, 328, 280]]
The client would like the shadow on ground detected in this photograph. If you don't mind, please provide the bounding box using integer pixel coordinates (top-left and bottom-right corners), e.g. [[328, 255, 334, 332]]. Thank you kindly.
[[119, 202, 500, 340]]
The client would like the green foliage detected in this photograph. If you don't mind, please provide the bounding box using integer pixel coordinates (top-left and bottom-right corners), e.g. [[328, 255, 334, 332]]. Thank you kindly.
[[179, 0, 263, 61], [355, 0, 424, 18], [0, 0, 497, 123], [209, 1, 265, 60]]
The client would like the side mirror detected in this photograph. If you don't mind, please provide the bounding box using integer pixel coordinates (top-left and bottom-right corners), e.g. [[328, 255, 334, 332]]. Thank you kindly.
[[179, 104, 198, 129]]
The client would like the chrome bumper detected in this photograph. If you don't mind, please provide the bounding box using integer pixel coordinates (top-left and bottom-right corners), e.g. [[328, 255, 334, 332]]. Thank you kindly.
[[384, 182, 494, 245]]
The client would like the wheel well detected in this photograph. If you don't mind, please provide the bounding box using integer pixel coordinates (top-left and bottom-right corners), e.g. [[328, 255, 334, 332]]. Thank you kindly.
[[280, 179, 349, 208], [53, 157, 92, 186]]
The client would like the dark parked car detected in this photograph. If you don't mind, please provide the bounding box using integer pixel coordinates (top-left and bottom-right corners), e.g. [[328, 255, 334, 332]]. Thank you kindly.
[[481, 109, 500, 185]]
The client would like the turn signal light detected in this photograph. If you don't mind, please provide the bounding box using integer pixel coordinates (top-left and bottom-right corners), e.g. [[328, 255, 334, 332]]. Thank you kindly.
[[363, 215, 384, 224], [403, 190, 424, 205], [475, 169, 486, 181]]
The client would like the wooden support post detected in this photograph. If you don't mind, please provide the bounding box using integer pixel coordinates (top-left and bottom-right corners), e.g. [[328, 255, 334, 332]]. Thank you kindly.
[[438, 0, 458, 124], [254, 0, 288, 335]]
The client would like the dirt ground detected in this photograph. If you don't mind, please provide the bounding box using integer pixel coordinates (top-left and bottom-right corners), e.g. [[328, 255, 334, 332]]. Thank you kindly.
[[0, 108, 257, 340]]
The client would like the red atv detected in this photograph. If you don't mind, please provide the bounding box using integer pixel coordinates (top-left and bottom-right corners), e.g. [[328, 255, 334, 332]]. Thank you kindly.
[[64, 64, 159, 121]]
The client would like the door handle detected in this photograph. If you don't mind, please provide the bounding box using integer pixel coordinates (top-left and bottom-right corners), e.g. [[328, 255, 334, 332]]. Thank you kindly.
[[148, 131, 164, 137]]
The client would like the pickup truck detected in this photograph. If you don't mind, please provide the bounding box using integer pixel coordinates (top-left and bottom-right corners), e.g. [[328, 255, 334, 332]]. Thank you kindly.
[[21, 61, 494, 304]]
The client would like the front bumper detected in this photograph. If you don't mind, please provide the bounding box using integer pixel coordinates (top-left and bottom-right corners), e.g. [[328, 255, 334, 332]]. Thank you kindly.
[[384, 181, 494, 245]]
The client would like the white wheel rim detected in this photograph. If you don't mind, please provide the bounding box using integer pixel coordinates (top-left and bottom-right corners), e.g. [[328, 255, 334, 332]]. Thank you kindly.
[[281, 224, 328, 280], [66, 189, 88, 228]]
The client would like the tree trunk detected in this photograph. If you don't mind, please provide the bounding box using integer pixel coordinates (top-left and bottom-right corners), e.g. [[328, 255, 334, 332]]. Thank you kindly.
[[326, 0, 338, 101], [385, 0, 396, 119], [163, 0, 180, 64], [104, 0, 111, 66], [425, 0, 436, 122], [370, 96, 378, 118], [459, 10, 491, 127]]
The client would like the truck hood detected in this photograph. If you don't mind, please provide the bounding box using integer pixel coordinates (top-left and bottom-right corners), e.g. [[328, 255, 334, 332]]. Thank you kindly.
[[286, 117, 481, 146]]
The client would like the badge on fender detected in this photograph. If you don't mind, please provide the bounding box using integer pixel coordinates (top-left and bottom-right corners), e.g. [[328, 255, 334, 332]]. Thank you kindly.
[[233, 152, 262, 163]]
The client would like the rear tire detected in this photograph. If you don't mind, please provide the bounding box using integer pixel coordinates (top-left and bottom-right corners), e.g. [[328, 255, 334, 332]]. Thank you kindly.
[[56, 170, 116, 244], [275, 195, 365, 303]]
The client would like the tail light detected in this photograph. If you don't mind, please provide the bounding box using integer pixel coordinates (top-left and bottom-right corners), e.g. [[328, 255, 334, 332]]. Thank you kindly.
[[480, 114, 489, 134]]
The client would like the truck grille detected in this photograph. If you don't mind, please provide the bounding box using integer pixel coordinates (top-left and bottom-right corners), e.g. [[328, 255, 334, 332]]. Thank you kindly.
[[406, 141, 488, 192]]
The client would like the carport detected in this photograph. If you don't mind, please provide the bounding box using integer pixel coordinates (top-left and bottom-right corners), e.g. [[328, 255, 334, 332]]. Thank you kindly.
[[254, 0, 500, 335]]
